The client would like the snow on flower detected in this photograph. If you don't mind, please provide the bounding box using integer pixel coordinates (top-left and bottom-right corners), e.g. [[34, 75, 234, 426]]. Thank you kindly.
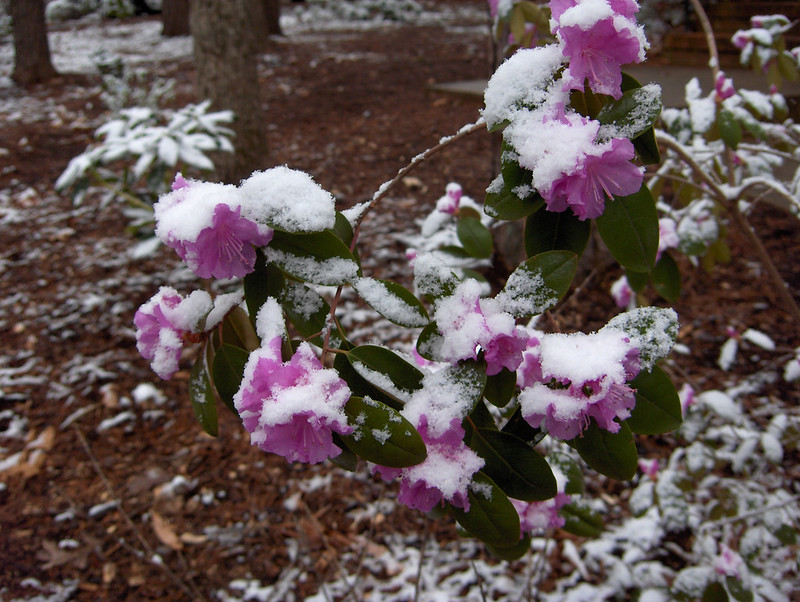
[[435, 182, 462, 215], [434, 279, 529, 374], [517, 328, 641, 438], [506, 110, 643, 220], [551, 0, 648, 99], [610, 275, 634, 308], [712, 544, 744, 579], [657, 217, 679, 260], [134, 287, 214, 380], [154, 175, 273, 279], [234, 337, 353, 464], [375, 416, 483, 513]]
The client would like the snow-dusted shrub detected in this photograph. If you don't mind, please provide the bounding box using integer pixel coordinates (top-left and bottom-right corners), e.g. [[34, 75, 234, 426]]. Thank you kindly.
[[299, 0, 422, 23], [133, 0, 684, 561]]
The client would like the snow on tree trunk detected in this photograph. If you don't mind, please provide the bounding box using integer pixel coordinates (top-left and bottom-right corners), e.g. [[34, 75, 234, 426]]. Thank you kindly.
[[190, 0, 268, 184], [162, 0, 190, 37], [10, 0, 57, 86]]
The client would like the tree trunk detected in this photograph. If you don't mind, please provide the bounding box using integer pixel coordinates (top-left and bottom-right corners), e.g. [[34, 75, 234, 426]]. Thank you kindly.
[[162, 0, 190, 36], [191, 0, 267, 184], [265, 0, 282, 36], [10, 0, 57, 86]]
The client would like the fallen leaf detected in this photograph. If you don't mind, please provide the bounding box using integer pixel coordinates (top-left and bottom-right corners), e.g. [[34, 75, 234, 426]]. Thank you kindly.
[[151, 510, 183, 551], [37, 540, 91, 570]]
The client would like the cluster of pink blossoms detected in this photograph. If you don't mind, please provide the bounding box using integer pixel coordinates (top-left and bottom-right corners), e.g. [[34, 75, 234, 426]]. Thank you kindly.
[[134, 287, 242, 379], [483, 0, 649, 221], [434, 279, 529, 375], [155, 174, 273, 279], [234, 301, 353, 464], [517, 328, 641, 439]]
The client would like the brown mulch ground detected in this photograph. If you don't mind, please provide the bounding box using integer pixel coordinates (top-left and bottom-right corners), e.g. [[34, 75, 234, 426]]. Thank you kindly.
[[1, 2, 798, 600]]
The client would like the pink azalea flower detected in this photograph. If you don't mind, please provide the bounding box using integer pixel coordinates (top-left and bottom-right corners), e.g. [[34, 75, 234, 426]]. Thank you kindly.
[[638, 457, 659, 479], [517, 329, 641, 439], [657, 217, 679, 260], [436, 182, 463, 215], [610, 275, 634, 308], [434, 280, 530, 374], [487, 0, 500, 18], [713, 544, 744, 579], [546, 137, 643, 220], [234, 338, 353, 464], [553, 3, 646, 98], [171, 204, 273, 279], [714, 72, 736, 101], [134, 287, 213, 380], [511, 491, 571, 535], [375, 416, 483, 513]]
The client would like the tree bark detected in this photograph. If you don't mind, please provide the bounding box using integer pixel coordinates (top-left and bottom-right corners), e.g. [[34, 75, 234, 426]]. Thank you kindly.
[[191, 0, 268, 184], [162, 0, 190, 36], [10, 0, 57, 86], [265, 0, 282, 36]]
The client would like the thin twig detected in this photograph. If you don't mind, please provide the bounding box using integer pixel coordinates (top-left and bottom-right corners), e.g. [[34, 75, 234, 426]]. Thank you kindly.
[[688, 0, 720, 78], [699, 494, 800, 532], [74, 428, 207, 601]]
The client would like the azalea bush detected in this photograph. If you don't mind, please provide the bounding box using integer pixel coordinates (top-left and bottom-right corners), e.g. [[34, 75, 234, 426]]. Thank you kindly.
[[130, 0, 689, 560], [612, 4, 800, 326]]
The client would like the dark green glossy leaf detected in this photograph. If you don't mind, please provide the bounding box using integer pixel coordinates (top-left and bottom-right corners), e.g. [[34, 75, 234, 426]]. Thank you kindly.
[[334, 351, 401, 410], [243, 251, 284, 325], [329, 432, 358, 472], [347, 345, 425, 400], [190, 355, 218, 437], [525, 208, 591, 257], [498, 250, 578, 317], [625, 268, 648, 292], [341, 396, 427, 468], [561, 501, 603, 537], [572, 421, 638, 481], [502, 407, 546, 446], [627, 365, 682, 435], [218, 305, 260, 352], [450, 472, 521, 548], [469, 428, 556, 501], [549, 451, 585, 495], [487, 533, 531, 560], [597, 84, 662, 140], [267, 229, 360, 286], [483, 368, 516, 408], [211, 343, 249, 415], [633, 127, 661, 165], [457, 215, 493, 259], [281, 282, 330, 346], [596, 184, 659, 273], [354, 278, 429, 328], [651, 251, 681, 302]]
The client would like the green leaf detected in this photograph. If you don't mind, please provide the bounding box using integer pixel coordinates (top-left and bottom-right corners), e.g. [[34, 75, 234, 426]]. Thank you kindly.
[[484, 183, 544, 220], [549, 452, 585, 495], [604, 307, 679, 372], [627, 365, 682, 435], [572, 421, 638, 481], [281, 282, 330, 346], [267, 229, 360, 286], [525, 208, 591, 257], [450, 472, 521, 548], [243, 251, 285, 325], [702, 582, 730, 602], [469, 428, 557, 501], [353, 278, 429, 328], [633, 127, 661, 165], [560, 501, 603, 537], [211, 344, 249, 415], [502, 407, 546, 446], [487, 533, 531, 560], [217, 305, 260, 352], [718, 108, 743, 149], [416, 321, 445, 361], [597, 83, 662, 140], [341, 396, 427, 467], [347, 345, 425, 401], [625, 268, 648, 292], [457, 215, 493, 259], [596, 184, 659, 273], [329, 432, 358, 472], [334, 350, 400, 410], [725, 577, 753, 602], [497, 250, 578, 317], [189, 354, 218, 437], [651, 251, 681, 302], [483, 368, 516, 408]]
